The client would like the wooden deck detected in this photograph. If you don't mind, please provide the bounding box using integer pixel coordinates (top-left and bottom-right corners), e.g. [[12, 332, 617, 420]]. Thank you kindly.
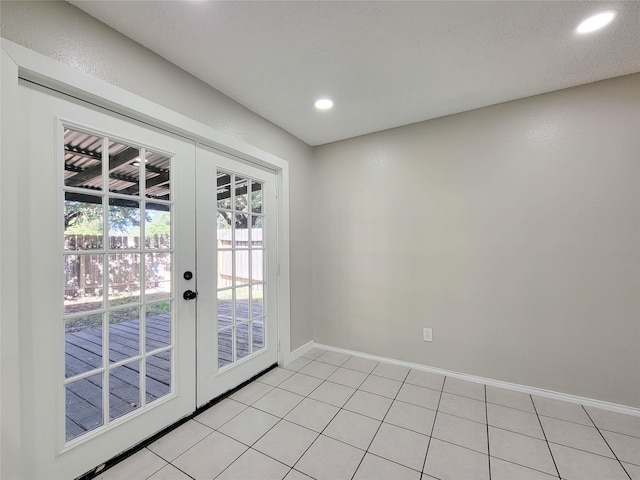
[[65, 300, 264, 441]]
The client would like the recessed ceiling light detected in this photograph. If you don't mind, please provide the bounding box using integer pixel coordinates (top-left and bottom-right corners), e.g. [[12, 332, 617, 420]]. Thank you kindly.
[[314, 98, 334, 110], [576, 10, 617, 33]]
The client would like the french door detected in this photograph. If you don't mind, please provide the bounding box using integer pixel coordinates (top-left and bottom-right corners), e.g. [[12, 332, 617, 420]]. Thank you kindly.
[[196, 147, 278, 405], [16, 83, 278, 479]]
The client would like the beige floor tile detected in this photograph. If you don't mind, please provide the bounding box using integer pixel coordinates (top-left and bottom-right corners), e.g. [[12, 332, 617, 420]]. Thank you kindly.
[[532, 396, 591, 426], [284, 469, 315, 480], [344, 390, 393, 420], [299, 360, 339, 380], [371, 363, 410, 382], [490, 457, 558, 480], [600, 429, 640, 466], [254, 420, 319, 467], [172, 431, 247, 480], [257, 367, 295, 386], [439, 392, 487, 423], [540, 415, 614, 457], [353, 453, 421, 480], [285, 397, 340, 432], [487, 403, 545, 439], [229, 381, 274, 405], [423, 438, 489, 480], [308, 381, 356, 407], [396, 383, 441, 410], [284, 357, 312, 372], [369, 423, 430, 471], [488, 426, 557, 476], [324, 409, 381, 450], [216, 448, 290, 480], [432, 412, 488, 454], [443, 377, 485, 401], [147, 464, 193, 480], [253, 387, 305, 418], [316, 350, 351, 366], [327, 367, 369, 388], [96, 449, 166, 480], [194, 398, 247, 429], [486, 385, 535, 413], [343, 356, 379, 373], [278, 372, 324, 396], [624, 462, 640, 480], [550, 443, 629, 480], [148, 420, 213, 461], [405, 370, 445, 391], [295, 435, 365, 480], [384, 400, 436, 435], [218, 407, 280, 445], [359, 375, 403, 399], [585, 406, 640, 438]]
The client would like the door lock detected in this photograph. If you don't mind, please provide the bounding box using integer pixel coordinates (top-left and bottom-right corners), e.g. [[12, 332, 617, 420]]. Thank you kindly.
[[183, 290, 198, 300]]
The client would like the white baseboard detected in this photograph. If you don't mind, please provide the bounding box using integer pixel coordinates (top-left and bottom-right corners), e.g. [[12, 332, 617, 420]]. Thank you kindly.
[[312, 342, 640, 418]]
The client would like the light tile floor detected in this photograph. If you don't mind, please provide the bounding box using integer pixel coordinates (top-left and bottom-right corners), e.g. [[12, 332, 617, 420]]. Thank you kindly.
[[97, 348, 640, 480]]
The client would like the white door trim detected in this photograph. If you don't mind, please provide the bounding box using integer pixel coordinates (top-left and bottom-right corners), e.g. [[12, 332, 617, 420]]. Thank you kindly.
[[1, 39, 292, 479]]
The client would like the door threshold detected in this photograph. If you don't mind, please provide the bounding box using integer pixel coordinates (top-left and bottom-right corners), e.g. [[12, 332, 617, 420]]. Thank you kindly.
[[76, 363, 278, 480]]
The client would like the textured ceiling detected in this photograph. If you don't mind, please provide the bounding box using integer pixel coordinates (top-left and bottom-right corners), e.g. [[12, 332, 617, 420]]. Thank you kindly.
[[70, 1, 640, 146]]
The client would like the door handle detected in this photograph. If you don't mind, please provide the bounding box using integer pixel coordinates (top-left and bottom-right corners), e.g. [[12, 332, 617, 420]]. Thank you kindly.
[[183, 290, 198, 300]]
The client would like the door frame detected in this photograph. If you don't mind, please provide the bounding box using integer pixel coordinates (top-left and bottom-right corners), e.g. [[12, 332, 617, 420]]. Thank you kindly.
[[1, 39, 292, 479]]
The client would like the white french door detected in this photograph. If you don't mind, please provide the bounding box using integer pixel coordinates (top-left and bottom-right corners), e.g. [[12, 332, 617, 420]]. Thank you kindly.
[[195, 146, 279, 405], [15, 82, 281, 479]]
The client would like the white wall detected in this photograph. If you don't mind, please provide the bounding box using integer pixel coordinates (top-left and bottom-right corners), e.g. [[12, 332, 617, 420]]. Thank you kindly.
[[313, 74, 640, 408], [0, 0, 315, 349]]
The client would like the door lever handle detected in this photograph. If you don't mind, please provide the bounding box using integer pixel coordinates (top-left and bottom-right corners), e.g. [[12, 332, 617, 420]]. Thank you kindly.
[[183, 290, 198, 300]]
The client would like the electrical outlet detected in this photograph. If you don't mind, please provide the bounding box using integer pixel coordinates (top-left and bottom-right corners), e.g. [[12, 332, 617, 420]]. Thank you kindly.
[[423, 327, 432, 342]]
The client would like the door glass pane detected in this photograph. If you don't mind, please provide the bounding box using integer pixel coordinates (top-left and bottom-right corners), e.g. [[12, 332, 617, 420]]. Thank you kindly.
[[235, 250, 249, 285], [217, 290, 233, 328], [109, 198, 140, 249], [217, 172, 232, 209], [218, 329, 233, 368], [109, 306, 140, 363], [251, 250, 263, 283], [145, 253, 171, 300], [251, 284, 264, 318], [145, 204, 171, 249], [217, 250, 232, 288], [65, 254, 104, 314], [235, 286, 250, 322], [145, 301, 171, 351], [251, 180, 262, 214], [64, 128, 104, 190], [146, 351, 171, 403], [234, 213, 248, 248], [109, 361, 140, 420], [252, 318, 265, 352], [250, 216, 263, 248], [234, 177, 248, 211], [65, 373, 103, 441], [65, 313, 103, 378], [236, 322, 250, 360], [64, 194, 103, 250], [108, 253, 141, 306], [145, 150, 171, 200], [108, 141, 140, 195]]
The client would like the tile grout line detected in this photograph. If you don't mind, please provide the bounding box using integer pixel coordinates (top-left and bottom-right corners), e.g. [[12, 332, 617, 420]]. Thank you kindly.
[[531, 394, 562, 479], [485, 384, 491, 480], [144, 448, 196, 480], [421, 375, 446, 475], [582, 405, 633, 480]]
